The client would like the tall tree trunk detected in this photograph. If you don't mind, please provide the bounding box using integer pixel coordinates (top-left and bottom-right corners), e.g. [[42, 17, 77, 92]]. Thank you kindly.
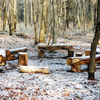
[[3, 0, 6, 32], [33, 0, 38, 44], [39, 0, 47, 43], [14, 0, 17, 32], [24, 0, 27, 27], [88, 0, 100, 80], [66, 0, 69, 28], [0, 1, 2, 32], [9, 0, 12, 35], [31, 0, 33, 26], [52, 0, 57, 44], [11, 0, 14, 34]]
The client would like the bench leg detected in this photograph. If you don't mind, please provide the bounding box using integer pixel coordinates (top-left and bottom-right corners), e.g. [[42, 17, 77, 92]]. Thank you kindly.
[[71, 65, 81, 72], [0, 62, 6, 66], [38, 49, 44, 58], [68, 50, 74, 57], [85, 49, 91, 56], [18, 52, 28, 66]]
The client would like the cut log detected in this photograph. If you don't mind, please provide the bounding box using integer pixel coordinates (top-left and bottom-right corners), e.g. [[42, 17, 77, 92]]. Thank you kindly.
[[6, 47, 27, 56], [85, 49, 91, 56], [5, 54, 18, 61], [38, 49, 44, 58], [68, 50, 74, 57], [18, 52, 28, 66], [20, 66, 49, 74], [66, 54, 100, 66]]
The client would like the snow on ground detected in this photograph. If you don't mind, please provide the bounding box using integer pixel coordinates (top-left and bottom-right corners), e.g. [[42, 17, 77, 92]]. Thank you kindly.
[[0, 33, 100, 100]]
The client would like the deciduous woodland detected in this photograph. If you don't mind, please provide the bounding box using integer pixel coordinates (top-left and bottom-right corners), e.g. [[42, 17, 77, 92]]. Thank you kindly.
[[0, 0, 100, 99]]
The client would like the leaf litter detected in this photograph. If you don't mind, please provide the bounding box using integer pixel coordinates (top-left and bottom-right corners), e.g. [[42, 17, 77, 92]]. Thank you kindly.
[[0, 33, 100, 100]]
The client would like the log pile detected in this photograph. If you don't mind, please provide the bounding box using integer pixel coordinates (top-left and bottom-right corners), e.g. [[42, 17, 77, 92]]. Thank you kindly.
[[66, 54, 100, 72]]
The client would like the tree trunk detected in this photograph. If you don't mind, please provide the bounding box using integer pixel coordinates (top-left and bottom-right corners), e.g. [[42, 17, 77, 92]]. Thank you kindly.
[[3, 0, 6, 32], [33, 0, 38, 44], [0, 1, 2, 32], [11, 0, 14, 34], [88, 0, 100, 80], [39, 0, 47, 43], [31, 0, 33, 26], [24, 0, 27, 27], [9, 0, 12, 35], [66, 0, 69, 28], [14, 0, 17, 32], [52, 0, 57, 44]]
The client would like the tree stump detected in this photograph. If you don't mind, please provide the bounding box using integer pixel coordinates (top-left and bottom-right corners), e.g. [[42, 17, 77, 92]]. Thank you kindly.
[[38, 49, 44, 58], [85, 49, 91, 56], [68, 50, 74, 57], [18, 52, 28, 66]]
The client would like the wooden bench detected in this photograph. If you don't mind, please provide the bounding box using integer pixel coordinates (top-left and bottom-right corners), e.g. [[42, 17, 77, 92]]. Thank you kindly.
[[0, 47, 27, 66], [66, 54, 100, 72], [38, 43, 74, 57]]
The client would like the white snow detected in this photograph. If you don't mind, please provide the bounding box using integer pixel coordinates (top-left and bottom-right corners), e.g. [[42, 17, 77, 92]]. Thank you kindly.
[[0, 34, 100, 100]]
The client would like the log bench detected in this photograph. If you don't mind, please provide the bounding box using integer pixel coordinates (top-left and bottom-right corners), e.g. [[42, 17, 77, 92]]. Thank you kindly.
[[38, 43, 74, 57], [0, 47, 27, 66], [66, 54, 100, 72]]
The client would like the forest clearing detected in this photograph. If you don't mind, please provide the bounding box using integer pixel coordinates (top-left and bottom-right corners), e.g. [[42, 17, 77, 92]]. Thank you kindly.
[[0, 0, 100, 99], [0, 31, 100, 100]]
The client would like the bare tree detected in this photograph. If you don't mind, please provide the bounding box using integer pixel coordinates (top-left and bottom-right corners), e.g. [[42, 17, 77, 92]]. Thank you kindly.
[[88, 0, 100, 80]]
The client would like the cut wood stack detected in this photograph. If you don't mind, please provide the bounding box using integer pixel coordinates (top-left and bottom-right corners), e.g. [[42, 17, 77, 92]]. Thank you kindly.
[[66, 54, 100, 72]]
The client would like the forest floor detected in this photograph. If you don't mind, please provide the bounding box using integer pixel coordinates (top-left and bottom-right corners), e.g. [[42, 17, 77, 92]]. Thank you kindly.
[[0, 31, 100, 100]]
